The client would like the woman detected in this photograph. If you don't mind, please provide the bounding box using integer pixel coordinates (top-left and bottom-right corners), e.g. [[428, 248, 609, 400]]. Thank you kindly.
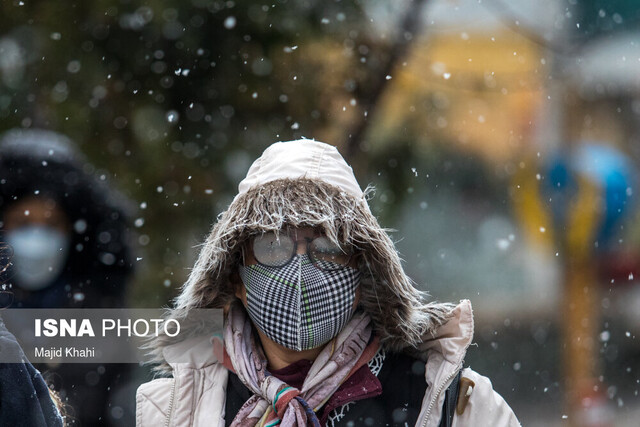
[[138, 140, 520, 426]]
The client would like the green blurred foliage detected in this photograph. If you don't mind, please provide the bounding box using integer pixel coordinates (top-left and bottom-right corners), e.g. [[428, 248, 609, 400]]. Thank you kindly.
[[0, 0, 406, 306]]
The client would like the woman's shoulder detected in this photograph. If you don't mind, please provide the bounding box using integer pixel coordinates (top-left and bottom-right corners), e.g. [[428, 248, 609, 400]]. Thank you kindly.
[[136, 333, 228, 427], [377, 352, 521, 426], [452, 367, 521, 426], [136, 361, 228, 427]]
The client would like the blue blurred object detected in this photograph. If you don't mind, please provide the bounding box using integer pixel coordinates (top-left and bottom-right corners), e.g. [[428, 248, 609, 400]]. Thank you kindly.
[[541, 142, 636, 250]]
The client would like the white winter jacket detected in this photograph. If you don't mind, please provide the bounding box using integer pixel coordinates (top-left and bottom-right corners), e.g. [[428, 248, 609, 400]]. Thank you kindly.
[[136, 300, 520, 426]]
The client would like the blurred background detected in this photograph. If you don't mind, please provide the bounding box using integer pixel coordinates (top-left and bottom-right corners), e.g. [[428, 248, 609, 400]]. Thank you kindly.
[[1, 0, 639, 425]]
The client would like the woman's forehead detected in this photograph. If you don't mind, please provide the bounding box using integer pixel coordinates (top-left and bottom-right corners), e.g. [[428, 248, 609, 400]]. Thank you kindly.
[[284, 226, 321, 238], [249, 226, 325, 239]]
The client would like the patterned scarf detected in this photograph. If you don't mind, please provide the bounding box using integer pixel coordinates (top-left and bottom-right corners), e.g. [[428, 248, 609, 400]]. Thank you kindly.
[[222, 303, 376, 427]]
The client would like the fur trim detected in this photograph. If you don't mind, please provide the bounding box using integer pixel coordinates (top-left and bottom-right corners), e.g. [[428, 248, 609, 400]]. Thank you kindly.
[[149, 178, 454, 372]]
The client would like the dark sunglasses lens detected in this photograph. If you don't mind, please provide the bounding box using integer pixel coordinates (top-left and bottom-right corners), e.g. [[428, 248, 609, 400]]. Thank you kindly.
[[310, 237, 351, 270], [253, 232, 294, 267]]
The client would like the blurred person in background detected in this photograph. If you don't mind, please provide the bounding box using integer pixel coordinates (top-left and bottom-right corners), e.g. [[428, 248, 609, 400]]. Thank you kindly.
[[0, 128, 135, 425], [138, 140, 520, 426]]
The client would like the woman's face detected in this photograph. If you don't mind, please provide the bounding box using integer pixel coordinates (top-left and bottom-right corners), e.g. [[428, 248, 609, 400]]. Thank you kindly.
[[232, 226, 362, 365], [234, 225, 360, 306], [2, 196, 72, 291], [3, 196, 70, 232]]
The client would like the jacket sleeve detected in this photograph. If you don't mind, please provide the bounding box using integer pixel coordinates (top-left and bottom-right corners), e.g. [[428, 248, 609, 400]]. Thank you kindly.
[[452, 368, 521, 427], [136, 363, 228, 427], [136, 378, 175, 427], [0, 318, 64, 427]]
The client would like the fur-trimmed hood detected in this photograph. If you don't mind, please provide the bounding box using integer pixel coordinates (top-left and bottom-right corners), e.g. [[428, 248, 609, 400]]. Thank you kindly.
[[151, 140, 454, 369]]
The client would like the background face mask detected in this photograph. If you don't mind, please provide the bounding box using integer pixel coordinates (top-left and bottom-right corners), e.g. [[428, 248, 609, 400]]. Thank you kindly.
[[5, 226, 70, 291], [239, 254, 360, 351]]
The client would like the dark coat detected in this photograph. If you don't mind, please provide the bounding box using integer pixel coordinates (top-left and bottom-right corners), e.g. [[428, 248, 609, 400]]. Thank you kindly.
[[0, 317, 63, 427]]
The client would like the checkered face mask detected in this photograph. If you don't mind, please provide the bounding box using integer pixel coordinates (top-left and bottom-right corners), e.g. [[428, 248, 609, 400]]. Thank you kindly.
[[239, 254, 361, 351]]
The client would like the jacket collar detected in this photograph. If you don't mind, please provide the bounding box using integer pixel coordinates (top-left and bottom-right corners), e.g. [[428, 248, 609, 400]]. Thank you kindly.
[[161, 300, 474, 372], [416, 299, 474, 364], [163, 330, 222, 371]]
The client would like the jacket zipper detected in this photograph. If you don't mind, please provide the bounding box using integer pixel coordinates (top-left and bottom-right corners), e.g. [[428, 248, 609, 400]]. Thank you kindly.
[[164, 378, 176, 427], [420, 362, 462, 427]]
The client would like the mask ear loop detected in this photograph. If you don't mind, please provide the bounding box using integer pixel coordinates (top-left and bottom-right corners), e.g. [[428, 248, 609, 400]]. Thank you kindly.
[[240, 244, 247, 267]]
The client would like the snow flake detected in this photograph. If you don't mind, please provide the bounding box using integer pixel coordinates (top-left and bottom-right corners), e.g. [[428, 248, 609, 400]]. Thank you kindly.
[[224, 16, 236, 29]]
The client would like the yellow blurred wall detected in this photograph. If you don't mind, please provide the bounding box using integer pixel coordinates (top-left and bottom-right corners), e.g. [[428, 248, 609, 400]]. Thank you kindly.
[[374, 29, 548, 162]]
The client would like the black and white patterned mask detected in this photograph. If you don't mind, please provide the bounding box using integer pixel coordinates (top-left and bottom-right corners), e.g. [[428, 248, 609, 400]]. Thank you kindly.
[[239, 254, 361, 351]]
